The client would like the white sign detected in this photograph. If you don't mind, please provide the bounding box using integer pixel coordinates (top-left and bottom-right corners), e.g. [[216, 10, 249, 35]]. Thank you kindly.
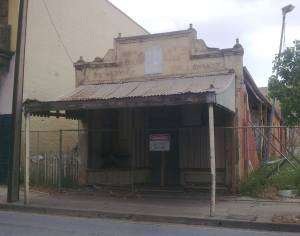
[[149, 134, 170, 151]]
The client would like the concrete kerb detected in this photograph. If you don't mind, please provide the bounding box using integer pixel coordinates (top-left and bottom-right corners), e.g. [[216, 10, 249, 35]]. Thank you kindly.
[[0, 203, 300, 233]]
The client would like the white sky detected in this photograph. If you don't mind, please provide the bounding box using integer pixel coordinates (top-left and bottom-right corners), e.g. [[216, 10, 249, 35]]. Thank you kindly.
[[109, 0, 299, 87]]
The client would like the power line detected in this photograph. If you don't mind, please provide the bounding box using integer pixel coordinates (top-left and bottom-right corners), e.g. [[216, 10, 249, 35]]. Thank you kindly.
[[42, 0, 74, 64]]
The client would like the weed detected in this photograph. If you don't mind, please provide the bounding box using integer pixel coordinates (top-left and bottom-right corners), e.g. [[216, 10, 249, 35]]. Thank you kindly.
[[240, 163, 300, 197], [240, 167, 269, 196]]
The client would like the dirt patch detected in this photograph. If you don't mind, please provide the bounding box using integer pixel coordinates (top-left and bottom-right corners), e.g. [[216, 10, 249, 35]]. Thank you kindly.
[[227, 214, 257, 221], [257, 186, 280, 200], [272, 214, 300, 224]]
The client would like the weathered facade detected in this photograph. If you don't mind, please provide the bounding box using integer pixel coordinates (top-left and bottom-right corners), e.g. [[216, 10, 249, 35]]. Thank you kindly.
[[0, 0, 17, 114], [25, 27, 283, 191]]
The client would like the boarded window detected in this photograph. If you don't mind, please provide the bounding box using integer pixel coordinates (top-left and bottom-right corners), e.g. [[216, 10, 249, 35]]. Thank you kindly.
[[144, 46, 163, 75]]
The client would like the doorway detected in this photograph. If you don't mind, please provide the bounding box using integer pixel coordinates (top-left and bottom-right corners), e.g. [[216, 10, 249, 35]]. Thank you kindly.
[[0, 115, 11, 184], [148, 107, 180, 186]]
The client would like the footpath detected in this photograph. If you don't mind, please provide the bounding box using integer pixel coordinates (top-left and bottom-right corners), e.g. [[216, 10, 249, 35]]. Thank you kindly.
[[0, 186, 300, 232]]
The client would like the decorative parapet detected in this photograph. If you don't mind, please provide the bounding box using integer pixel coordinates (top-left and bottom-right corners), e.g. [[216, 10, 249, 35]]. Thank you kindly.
[[74, 27, 244, 86]]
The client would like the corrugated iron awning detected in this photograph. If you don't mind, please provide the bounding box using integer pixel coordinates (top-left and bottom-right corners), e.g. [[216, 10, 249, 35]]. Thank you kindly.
[[25, 73, 235, 115]]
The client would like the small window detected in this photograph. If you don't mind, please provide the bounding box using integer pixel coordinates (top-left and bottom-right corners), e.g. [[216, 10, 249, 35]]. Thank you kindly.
[[144, 46, 163, 75]]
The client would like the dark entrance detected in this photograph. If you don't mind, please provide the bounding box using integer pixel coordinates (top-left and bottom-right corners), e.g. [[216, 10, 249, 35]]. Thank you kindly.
[[0, 115, 12, 184], [148, 107, 180, 186]]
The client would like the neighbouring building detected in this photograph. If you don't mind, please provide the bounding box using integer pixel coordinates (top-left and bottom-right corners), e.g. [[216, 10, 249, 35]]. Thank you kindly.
[[0, 0, 18, 184], [25, 27, 285, 192], [0, 0, 148, 183]]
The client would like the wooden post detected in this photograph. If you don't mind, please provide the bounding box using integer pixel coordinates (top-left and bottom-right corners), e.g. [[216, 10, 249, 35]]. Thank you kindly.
[[131, 128, 135, 193], [161, 152, 165, 187], [265, 103, 275, 163], [24, 113, 30, 204], [131, 109, 135, 193], [208, 104, 216, 217], [259, 102, 263, 161]]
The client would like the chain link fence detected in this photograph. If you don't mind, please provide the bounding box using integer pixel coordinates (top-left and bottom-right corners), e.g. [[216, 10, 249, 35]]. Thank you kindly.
[[21, 126, 300, 190]]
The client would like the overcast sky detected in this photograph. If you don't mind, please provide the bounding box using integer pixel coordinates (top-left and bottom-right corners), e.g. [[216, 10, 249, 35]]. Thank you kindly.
[[109, 0, 299, 87]]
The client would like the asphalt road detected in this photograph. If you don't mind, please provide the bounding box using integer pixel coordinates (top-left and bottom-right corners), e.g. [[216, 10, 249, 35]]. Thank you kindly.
[[0, 211, 298, 236]]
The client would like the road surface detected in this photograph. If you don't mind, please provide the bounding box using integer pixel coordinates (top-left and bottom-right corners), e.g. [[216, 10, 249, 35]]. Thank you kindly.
[[0, 211, 297, 236]]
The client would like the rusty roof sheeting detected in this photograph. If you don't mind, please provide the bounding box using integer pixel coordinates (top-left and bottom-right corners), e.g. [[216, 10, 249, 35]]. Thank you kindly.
[[56, 73, 235, 102]]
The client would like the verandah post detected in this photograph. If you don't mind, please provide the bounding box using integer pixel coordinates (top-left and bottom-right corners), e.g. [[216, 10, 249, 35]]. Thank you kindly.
[[131, 109, 135, 193], [208, 103, 216, 216]]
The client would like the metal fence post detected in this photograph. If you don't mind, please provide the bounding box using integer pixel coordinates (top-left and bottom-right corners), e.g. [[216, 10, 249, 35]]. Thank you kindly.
[[58, 130, 63, 191], [24, 113, 30, 204]]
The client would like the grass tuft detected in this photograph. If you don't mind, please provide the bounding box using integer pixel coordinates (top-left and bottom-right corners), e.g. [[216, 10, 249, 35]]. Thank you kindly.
[[240, 161, 300, 197]]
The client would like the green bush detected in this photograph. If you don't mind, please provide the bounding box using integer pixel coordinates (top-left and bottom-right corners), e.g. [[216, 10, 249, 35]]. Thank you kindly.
[[269, 169, 296, 190], [295, 170, 300, 194], [240, 167, 269, 196], [240, 165, 300, 197]]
